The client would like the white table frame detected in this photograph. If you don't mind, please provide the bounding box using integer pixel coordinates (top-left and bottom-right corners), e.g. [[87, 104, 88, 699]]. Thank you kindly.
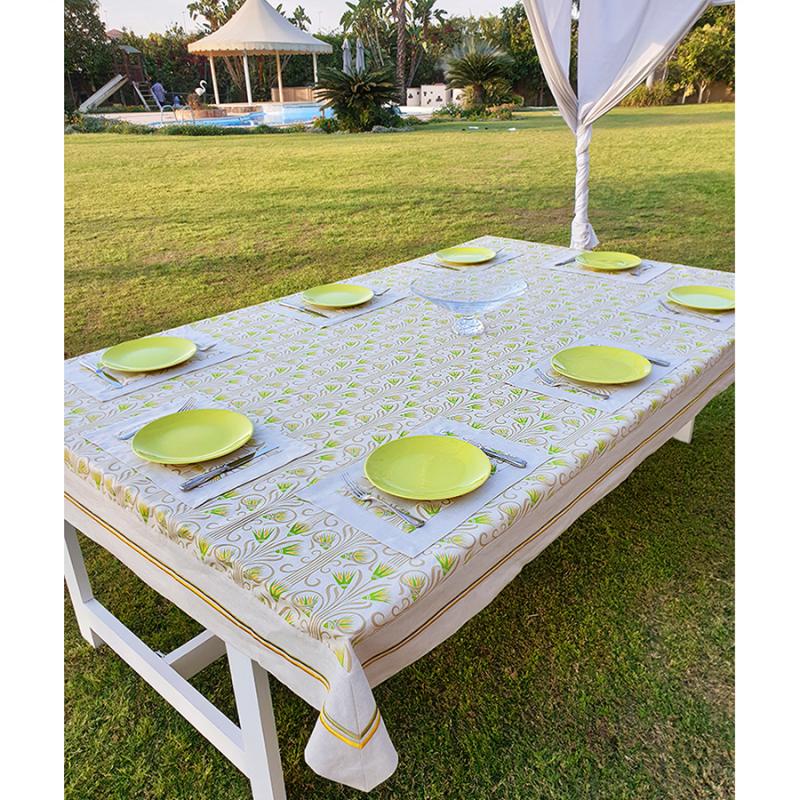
[[65, 416, 697, 800], [64, 516, 287, 800]]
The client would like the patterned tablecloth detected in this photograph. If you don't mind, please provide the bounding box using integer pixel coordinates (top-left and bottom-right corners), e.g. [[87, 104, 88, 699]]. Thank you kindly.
[[64, 237, 735, 791]]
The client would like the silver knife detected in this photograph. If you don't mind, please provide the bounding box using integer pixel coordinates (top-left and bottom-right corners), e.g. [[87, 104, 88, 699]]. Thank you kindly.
[[180, 443, 280, 492], [453, 434, 528, 469], [475, 444, 528, 469], [277, 301, 331, 318], [640, 352, 671, 367], [552, 255, 580, 267], [80, 359, 122, 386]]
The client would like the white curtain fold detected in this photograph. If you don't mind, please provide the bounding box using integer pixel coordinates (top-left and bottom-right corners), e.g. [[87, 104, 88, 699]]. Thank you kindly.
[[521, 0, 718, 249]]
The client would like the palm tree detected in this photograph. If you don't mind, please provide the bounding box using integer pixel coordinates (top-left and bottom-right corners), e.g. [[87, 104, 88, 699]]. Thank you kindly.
[[445, 37, 513, 108], [395, 0, 407, 102], [315, 64, 397, 131]]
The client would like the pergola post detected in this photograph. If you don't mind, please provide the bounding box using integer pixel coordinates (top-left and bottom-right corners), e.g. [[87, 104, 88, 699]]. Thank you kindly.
[[209, 56, 220, 105], [275, 53, 284, 104], [243, 52, 253, 104], [312, 53, 318, 84]]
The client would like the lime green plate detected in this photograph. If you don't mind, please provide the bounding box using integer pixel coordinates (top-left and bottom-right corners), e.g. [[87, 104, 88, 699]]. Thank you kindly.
[[132, 409, 253, 465], [435, 246, 496, 265], [301, 283, 374, 308], [364, 435, 492, 501], [102, 336, 197, 373], [667, 285, 735, 311], [576, 251, 641, 271], [552, 345, 651, 385]]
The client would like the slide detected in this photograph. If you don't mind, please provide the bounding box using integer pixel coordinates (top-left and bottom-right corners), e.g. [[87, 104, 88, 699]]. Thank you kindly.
[[78, 74, 129, 113]]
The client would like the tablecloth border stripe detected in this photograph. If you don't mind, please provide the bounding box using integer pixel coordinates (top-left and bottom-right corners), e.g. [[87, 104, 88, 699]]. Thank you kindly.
[[63, 492, 330, 691], [361, 364, 734, 669], [319, 705, 381, 749]]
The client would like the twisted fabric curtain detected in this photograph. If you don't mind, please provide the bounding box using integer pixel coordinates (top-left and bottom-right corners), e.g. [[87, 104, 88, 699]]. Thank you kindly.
[[521, 0, 717, 249]]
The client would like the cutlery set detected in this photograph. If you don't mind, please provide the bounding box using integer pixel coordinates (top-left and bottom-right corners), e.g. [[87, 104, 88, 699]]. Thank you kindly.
[[658, 299, 722, 323], [180, 443, 281, 492], [535, 367, 611, 400]]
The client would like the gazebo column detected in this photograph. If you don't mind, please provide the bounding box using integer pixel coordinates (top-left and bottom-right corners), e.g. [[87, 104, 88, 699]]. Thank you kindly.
[[209, 56, 220, 105], [243, 52, 253, 104], [312, 53, 318, 84], [275, 53, 284, 104]]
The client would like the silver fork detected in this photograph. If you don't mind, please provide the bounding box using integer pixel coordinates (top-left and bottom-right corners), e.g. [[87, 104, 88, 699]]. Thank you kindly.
[[535, 367, 611, 400], [80, 360, 122, 386], [658, 299, 721, 324], [117, 396, 196, 440], [342, 473, 425, 528]]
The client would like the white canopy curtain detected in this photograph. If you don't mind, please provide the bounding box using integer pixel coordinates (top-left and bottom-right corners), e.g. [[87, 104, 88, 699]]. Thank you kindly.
[[521, 0, 731, 250]]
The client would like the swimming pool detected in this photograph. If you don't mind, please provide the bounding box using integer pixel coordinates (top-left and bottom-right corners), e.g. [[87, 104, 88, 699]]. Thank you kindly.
[[152, 103, 325, 128]]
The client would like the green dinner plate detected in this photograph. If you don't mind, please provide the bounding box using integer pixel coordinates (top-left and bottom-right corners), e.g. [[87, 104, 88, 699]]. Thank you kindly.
[[132, 409, 253, 465], [435, 246, 496, 265], [667, 285, 735, 311], [364, 435, 492, 501], [102, 336, 197, 373], [575, 251, 641, 271], [552, 345, 652, 385], [301, 283, 374, 308]]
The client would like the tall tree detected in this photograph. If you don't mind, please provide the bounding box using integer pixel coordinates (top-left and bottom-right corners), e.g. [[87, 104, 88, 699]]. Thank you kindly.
[[406, 0, 449, 88], [395, 1, 407, 99], [340, 0, 392, 66], [64, 0, 113, 106], [675, 7, 734, 103], [187, 0, 246, 92]]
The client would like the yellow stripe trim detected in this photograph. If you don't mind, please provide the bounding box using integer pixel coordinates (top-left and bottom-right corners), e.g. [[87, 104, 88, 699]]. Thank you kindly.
[[318, 708, 382, 750], [64, 493, 330, 690]]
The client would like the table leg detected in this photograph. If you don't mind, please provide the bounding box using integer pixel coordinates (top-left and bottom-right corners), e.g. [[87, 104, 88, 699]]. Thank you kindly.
[[227, 643, 287, 800], [64, 521, 103, 648], [672, 417, 695, 444]]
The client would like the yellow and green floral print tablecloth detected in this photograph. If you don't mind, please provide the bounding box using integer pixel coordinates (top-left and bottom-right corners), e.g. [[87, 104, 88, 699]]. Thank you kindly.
[[64, 236, 734, 791]]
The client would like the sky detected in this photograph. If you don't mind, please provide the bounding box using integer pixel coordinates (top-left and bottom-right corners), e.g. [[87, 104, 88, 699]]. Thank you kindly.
[[98, 1, 505, 35]]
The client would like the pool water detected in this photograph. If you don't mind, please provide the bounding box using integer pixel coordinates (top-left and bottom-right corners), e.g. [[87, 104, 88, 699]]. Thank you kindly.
[[153, 103, 325, 128]]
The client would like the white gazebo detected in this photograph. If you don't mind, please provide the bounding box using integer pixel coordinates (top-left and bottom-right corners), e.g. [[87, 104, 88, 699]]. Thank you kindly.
[[187, 0, 332, 105]]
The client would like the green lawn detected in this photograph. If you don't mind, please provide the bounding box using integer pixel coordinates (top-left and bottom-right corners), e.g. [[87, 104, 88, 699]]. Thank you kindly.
[[65, 104, 734, 799]]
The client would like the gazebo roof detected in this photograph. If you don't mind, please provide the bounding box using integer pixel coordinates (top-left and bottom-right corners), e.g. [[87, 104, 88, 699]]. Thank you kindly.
[[188, 0, 332, 56]]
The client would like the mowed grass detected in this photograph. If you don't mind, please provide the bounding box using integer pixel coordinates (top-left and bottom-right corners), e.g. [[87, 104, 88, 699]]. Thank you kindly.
[[65, 104, 734, 799]]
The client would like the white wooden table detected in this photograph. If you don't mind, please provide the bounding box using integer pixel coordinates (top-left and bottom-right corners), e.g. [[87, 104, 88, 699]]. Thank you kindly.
[[64, 237, 734, 797]]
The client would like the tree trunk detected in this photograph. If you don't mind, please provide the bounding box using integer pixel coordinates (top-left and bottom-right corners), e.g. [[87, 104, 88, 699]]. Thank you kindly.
[[396, 0, 407, 103]]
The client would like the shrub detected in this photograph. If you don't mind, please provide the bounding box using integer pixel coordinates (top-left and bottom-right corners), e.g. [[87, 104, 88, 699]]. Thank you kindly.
[[620, 81, 675, 107], [445, 38, 513, 108], [315, 65, 398, 132], [312, 115, 340, 134], [486, 103, 516, 120]]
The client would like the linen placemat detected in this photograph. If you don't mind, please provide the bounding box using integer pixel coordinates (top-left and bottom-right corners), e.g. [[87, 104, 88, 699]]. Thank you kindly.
[[541, 253, 674, 285], [270, 288, 410, 328], [84, 396, 315, 508], [506, 336, 686, 413], [632, 294, 736, 331], [415, 249, 522, 273], [300, 417, 550, 558], [64, 326, 249, 402]]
